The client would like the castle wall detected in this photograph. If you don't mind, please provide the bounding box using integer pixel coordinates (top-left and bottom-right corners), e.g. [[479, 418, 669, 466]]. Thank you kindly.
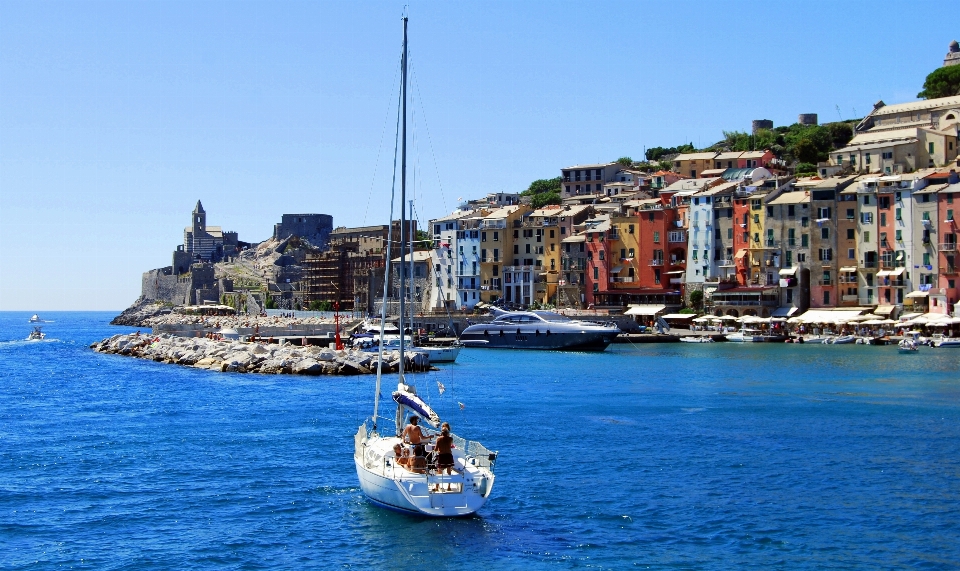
[[273, 214, 333, 250]]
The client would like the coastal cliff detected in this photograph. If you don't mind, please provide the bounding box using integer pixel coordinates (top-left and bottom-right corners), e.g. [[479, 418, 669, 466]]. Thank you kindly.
[[109, 297, 172, 326]]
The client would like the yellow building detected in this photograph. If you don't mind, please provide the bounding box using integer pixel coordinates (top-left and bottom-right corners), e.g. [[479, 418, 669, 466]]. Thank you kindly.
[[479, 205, 529, 303]]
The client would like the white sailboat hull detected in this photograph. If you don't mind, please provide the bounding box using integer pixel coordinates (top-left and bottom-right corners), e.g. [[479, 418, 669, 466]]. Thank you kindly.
[[355, 430, 495, 517], [418, 345, 461, 363]]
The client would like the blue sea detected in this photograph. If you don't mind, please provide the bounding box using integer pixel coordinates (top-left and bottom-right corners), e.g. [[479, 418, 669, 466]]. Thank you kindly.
[[2, 312, 960, 570]]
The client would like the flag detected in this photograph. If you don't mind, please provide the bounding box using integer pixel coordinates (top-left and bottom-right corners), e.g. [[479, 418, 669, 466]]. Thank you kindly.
[[437, 381, 445, 395], [458, 402, 465, 410]]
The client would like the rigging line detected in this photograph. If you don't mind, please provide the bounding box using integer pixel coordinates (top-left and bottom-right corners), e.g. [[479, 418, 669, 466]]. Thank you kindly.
[[409, 52, 449, 215], [362, 50, 404, 227], [373, 47, 406, 432]]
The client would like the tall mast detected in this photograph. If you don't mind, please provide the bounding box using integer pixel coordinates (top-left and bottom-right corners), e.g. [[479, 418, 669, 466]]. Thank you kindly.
[[398, 15, 408, 380], [409, 199, 415, 338]]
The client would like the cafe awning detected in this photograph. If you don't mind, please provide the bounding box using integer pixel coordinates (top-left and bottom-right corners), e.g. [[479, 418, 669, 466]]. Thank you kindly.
[[839, 266, 857, 272], [662, 313, 696, 320], [771, 306, 799, 317], [905, 291, 929, 299], [778, 267, 798, 276], [624, 304, 666, 316], [874, 305, 896, 316]]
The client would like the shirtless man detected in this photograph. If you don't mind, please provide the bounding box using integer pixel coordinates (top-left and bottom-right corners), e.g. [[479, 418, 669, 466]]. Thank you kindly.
[[402, 416, 433, 472]]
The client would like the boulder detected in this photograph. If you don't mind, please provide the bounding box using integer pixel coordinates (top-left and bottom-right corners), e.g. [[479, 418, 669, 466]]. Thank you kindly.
[[292, 359, 323, 375]]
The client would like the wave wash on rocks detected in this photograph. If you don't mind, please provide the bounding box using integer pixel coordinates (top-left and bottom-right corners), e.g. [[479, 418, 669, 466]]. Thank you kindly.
[[90, 333, 433, 376]]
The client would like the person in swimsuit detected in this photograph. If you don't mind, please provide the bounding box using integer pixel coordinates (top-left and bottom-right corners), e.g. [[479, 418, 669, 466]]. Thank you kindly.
[[434, 428, 455, 489], [402, 416, 433, 472], [392, 443, 411, 470]]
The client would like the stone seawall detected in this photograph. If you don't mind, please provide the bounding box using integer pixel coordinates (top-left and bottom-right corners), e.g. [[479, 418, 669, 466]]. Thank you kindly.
[[91, 333, 432, 375]]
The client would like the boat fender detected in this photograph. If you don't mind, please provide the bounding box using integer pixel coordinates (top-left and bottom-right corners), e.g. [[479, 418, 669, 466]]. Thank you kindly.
[[483, 329, 488, 335], [499, 330, 504, 336], [546, 330, 550, 335], [535, 329, 540, 335]]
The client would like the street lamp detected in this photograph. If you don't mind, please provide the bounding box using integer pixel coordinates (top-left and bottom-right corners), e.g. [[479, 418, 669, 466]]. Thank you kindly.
[[330, 281, 344, 350]]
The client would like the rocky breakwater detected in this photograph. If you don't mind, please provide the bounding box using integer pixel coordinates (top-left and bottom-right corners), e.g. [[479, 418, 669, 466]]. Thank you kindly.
[[91, 333, 433, 376]]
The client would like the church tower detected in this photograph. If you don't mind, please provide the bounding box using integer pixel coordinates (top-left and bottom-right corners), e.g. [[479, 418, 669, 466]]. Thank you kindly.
[[192, 200, 207, 235]]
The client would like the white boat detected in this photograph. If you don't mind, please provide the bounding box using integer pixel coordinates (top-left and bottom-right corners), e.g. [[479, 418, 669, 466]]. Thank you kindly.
[[898, 339, 920, 353], [726, 328, 763, 342], [29, 314, 41, 323], [679, 336, 714, 343], [355, 17, 495, 517], [802, 336, 828, 344], [27, 326, 45, 341], [459, 310, 619, 351], [828, 335, 856, 344], [931, 334, 960, 348]]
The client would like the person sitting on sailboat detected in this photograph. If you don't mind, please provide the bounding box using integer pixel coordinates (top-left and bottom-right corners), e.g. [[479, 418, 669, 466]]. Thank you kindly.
[[392, 443, 412, 470]]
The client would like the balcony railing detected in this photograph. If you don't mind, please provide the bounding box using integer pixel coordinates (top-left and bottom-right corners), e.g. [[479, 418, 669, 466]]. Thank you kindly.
[[941, 265, 958, 275], [504, 265, 536, 273], [764, 239, 781, 248], [610, 277, 635, 283], [842, 295, 859, 302], [649, 259, 664, 266], [939, 242, 958, 251], [862, 261, 878, 268], [481, 220, 506, 229]]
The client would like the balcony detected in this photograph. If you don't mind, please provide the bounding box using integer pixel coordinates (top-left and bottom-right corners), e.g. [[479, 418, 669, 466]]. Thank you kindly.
[[939, 242, 958, 251], [941, 265, 958, 275], [504, 265, 536, 273], [819, 279, 833, 286], [481, 220, 506, 229], [842, 295, 859, 302], [649, 259, 664, 266], [764, 239, 781, 248], [862, 261, 878, 268], [610, 276, 635, 283]]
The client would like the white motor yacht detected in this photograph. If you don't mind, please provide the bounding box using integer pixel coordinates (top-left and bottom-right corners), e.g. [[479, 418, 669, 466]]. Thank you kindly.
[[459, 310, 619, 351]]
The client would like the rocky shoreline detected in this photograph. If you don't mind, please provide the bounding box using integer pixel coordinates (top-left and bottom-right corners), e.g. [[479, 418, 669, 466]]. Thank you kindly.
[[91, 333, 433, 376]]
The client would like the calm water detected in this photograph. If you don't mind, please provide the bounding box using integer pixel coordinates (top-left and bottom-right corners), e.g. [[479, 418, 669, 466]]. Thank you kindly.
[[2, 312, 960, 570]]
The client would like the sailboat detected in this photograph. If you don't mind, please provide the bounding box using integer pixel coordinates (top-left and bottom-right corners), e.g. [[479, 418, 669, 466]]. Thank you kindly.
[[354, 16, 497, 516]]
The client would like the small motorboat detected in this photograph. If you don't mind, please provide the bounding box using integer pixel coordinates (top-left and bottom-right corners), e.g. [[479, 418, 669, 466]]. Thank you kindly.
[[898, 339, 919, 353], [828, 335, 856, 344], [931, 334, 960, 348], [29, 314, 41, 323], [680, 336, 714, 343], [726, 328, 763, 342], [27, 326, 45, 341]]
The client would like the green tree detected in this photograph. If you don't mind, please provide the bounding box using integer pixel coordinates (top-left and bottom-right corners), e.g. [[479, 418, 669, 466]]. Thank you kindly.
[[523, 177, 562, 196], [793, 138, 820, 164], [415, 229, 432, 249], [689, 290, 704, 311], [531, 192, 562, 209], [615, 156, 634, 166], [826, 122, 854, 149], [795, 162, 817, 176], [917, 65, 960, 99]]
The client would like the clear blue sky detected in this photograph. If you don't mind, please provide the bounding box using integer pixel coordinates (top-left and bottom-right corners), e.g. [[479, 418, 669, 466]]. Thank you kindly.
[[0, 0, 955, 310]]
